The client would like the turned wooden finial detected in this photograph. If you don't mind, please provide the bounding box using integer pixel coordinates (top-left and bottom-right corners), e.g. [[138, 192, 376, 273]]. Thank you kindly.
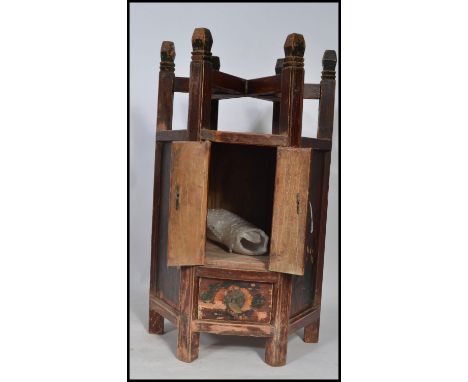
[[211, 56, 220, 70], [160, 41, 175, 72], [275, 58, 284, 75], [322, 50, 337, 80], [191, 27, 213, 61], [283, 33, 305, 68]]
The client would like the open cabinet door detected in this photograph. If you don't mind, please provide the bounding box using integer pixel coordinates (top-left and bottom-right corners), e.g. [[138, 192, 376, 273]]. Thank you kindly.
[[167, 141, 211, 266], [269, 147, 311, 275]]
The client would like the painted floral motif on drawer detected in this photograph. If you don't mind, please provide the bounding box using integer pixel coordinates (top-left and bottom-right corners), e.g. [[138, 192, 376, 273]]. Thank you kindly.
[[198, 278, 273, 323]]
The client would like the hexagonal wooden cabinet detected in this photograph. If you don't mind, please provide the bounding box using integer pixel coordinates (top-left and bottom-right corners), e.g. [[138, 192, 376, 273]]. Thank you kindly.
[[148, 28, 336, 367]]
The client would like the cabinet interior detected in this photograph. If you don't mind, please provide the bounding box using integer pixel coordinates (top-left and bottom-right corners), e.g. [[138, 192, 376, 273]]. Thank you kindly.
[[205, 142, 277, 269]]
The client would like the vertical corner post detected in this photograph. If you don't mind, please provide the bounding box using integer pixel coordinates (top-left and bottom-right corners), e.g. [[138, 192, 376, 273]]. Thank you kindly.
[[278, 33, 305, 147]]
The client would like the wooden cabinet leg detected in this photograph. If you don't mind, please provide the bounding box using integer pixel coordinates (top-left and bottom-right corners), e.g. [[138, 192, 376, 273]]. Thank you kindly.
[[304, 317, 320, 343], [149, 308, 164, 334], [176, 267, 199, 362], [265, 330, 289, 367], [176, 318, 200, 363], [265, 274, 292, 366]]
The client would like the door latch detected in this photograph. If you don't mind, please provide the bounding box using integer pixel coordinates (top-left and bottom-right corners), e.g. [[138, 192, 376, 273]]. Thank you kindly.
[[175, 185, 180, 210]]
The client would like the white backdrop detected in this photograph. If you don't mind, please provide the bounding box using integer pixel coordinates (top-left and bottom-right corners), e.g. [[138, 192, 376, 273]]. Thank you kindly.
[[130, 3, 338, 379]]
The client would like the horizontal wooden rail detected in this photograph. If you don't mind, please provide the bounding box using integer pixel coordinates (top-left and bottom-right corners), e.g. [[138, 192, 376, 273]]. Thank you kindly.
[[212, 71, 246, 95], [246, 75, 281, 96], [149, 293, 179, 325], [301, 137, 332, 151], [174, 76, 320, 101], [174, 77, 189, 93], [289, 305, 320, 332], [211, 93, 244, 100], [196, 266, 279, 282], [200, 129, 288, 147], [303, 84, 321, 99], [193, 320, 273, 337], [212, 94, 280, 101], [156, 129, 189, 142]]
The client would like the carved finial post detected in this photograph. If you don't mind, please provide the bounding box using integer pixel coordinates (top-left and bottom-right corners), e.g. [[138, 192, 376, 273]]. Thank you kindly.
[[177, 28, 213, 364], [317, 50, 337, 139], [278, 33, 306, 146], [187, 28, 214, 140], [283, 33, 305, 68], [210, 56, 220, 130], [191, 27, 213, 61], [272, 59, 284, 134], [156, 41, 176, 132], [321, 50, 336, 79], [160, 41, 176, 72]]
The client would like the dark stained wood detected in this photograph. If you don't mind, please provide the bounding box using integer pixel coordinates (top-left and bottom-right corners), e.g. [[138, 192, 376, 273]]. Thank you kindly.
[[149, 28, 337, 366], [156, 41, 175, 131], [177, 266, 200, 362], [251, 94, 281, 101], [149, 309, 164, 334], [272, 101, 280, 133], [269, 147, 311, 275], [278, 33, 305, 146], [304, 317, 320, 343], [156, 129, 188, 142], [246, 75, 281, 96], [150, 143, 163, 295], [288, 305, 320, 332], [317, 50, 337, 139], [211, 93, 279, 101], [303, 84, 321, 99], [210, 93, 243, 100], [174, 76, 189, 93], [187, 28, 213, 140], [156, 73, 175, 131], [167, 141, 211, 266], [207, 143, 276, 239], [193, 320, 273, 337], [196, 267, 279, 283], [312, 152, 331, 306], [204, 240, 269, 271], [290, 151, 324, 316], [272, 59, 284, 134], [301, 137, 332, 151], [210, 97, 219, 129], [212, 70, 246, 95], [210, 56, 220, 130], [150, 292, 179, 326], [265, 273, 292, 366], [149, 41, 178, 331], [155, 143, 181, 308], [198, 278, 273, 323], [200, 129, 288, 147], [150, 41, 176, 296]]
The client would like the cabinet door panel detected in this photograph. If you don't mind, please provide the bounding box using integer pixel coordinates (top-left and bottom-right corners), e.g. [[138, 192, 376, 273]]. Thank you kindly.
[[167, 141, 211, 266], [269, 147, 311, 275]]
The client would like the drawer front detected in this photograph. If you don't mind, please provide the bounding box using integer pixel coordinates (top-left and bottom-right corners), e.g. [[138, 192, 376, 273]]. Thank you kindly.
[[198, 278, 273, 323]]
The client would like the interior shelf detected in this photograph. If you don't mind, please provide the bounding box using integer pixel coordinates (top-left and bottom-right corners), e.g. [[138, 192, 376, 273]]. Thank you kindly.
[[204, 240, 269, 271]]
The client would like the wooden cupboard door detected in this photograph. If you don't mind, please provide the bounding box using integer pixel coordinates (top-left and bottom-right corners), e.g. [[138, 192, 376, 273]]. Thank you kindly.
[[167, 141, 211, 266], [269, 147, 311, 275]]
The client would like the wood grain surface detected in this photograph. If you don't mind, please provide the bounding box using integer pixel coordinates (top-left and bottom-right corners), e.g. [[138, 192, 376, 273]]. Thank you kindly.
[[167, 141, 211, 266], [269, 147, 311, 275]]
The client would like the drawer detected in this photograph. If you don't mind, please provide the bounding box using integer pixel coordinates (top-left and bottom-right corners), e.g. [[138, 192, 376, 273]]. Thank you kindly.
[[197, 278, 273, 323]]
